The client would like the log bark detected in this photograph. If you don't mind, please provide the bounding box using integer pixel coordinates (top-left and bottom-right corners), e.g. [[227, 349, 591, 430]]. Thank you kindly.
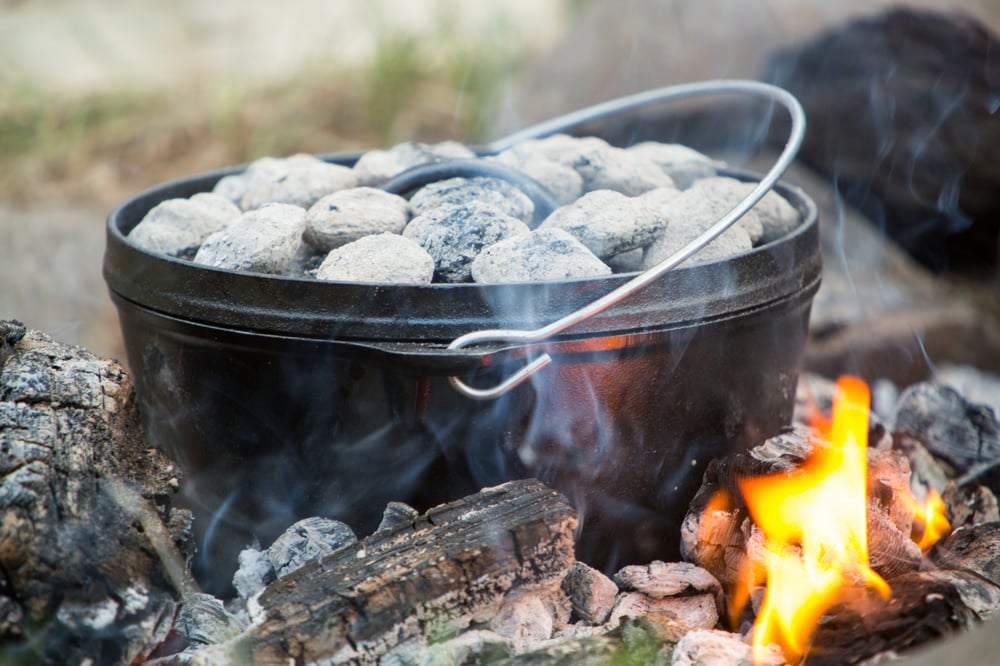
[[250, 478, 577, 665], [0, 322, 191, 664]]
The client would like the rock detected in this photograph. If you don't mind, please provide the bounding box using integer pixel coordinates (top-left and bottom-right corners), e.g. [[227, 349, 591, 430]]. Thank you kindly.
[[627, 142, 722, 190], [409, 176, 535, 225], [893, 382, 1000, 471], [402, 202, 530, 282], [314, 232, 435, 284], [128, 194, 240, 256], [492, 151, 584, 206], [471, 227, 611, 283], [352, 140, 476, 186], [540, 189, 668, 258], [303, 187, 410, 251], [240, 160, 358, 211], [266, 516, 357, 579], [193, 203, 306, 274], [561, 562, 619, 625]]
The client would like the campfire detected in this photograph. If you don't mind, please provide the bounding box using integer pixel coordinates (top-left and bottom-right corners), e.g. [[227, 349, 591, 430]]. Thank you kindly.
[[3, 33, 1000, 662]]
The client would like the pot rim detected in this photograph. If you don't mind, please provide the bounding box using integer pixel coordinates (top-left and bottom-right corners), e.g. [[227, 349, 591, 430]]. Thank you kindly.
[[104, 156, 821, 343]]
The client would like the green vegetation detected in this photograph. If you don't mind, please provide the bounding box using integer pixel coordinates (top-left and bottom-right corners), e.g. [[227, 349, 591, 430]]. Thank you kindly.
[[0, 12, 539, 205]]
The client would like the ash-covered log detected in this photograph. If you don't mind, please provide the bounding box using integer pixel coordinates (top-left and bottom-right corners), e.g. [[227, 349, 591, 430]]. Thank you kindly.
[[249, 478, 577, 665], [0, 321, 192, 664]]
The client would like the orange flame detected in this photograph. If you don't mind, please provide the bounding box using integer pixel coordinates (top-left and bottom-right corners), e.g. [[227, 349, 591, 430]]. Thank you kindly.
[[737, 376, 890, 663], [911, 489, 951, 553]]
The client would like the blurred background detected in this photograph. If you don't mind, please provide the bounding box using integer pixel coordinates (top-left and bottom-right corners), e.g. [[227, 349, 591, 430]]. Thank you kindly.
[[1, 0, 998, 368]]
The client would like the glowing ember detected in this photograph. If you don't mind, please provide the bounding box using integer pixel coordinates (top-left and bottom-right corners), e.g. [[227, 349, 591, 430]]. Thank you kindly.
[[737, 376, 889, 663]]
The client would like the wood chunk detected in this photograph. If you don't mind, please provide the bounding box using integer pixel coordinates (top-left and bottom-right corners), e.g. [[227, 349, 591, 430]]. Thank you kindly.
[[807, 571, 980, 665], [935, 523, 1000, 589], [613, 561, 722, 600], [0, 325, 189, 664], [488, 593, 556, 654], [562, 562, 619, 625], [893, 382, 1000, 472], [250, 479, 577, 665]]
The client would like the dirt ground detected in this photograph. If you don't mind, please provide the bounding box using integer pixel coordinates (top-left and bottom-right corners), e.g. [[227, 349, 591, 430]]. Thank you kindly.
[[2, 0, 998, 361]]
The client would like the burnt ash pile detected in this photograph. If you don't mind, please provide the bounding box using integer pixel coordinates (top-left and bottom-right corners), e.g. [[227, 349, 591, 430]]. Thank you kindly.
[[125, 136, 799, 285], [2, 321, 999, 665]]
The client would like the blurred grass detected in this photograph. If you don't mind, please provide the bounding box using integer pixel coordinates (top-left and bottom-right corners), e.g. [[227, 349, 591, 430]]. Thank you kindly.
[[0, 13, 532, 207]]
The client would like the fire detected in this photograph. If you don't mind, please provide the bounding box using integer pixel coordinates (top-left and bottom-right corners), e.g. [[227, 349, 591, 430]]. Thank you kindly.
[[737, 376, 887, 662]]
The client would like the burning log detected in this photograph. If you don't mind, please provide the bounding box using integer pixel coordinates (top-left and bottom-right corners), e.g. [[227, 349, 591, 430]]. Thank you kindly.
[[248, 478, 577, 664], [0, 321, 191, 664]]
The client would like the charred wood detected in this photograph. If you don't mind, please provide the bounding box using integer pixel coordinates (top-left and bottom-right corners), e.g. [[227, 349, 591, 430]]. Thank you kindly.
[[249, 479, 577, 665], [0, 323, 190, 664]]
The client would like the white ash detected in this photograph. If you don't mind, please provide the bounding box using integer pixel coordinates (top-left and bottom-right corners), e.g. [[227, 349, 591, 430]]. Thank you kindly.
[[128, 193, 240, 257], [240, 160, 358, 211], [641, 186, 756, 269], [688, 176, 799, 244], [488, 593, 556, 654], [471, 228, 611, 283], [627, 142, 723, 190], [539, 189, 668, 258], [304, 187, 410, 252], [409, 176, 535, 225], [562, 561, 619, 625], [491, 150, 584, 206], [232, 546, 275, 602], [352, 140, 477, 186], [402, 203, 530, 283], [614, 561, 722, 600], [672, 629, 785, 666], [315, 233, 434, 284], [193, 203, 306, 274], [607, 592, 718, 632], [266, 516, 357, 579]]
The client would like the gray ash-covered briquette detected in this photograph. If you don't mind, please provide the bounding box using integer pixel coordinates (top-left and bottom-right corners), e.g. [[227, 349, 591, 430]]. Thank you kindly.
[[402, 202, 530, 283], [539, 189, 669, 259], [266, 516, 357, 580], [626, 142, 723, 190], [572, 144, 676, 196], [127, 192, 240, 256], [193, 202, 306, 274], [315, 232, 435, 284], [687, 176, 800, 244], [490, 151, 584, 206], [352, 140, 477, 186], [409, 176, 535, 225], [304, 187, 410, 252], [470, 228, 611, 283], [239, 159, 358, 211]]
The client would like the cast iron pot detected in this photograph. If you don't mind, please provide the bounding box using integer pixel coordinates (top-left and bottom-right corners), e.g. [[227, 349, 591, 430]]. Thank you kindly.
[[104, 158, 820, 595]]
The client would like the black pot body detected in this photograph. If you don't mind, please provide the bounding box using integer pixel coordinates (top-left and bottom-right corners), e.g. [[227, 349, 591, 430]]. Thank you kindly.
[[105, 160, 821, 595]]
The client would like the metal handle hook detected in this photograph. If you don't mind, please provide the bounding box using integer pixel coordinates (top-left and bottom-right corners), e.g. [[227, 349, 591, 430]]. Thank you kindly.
[[448, 79, 807, 400]]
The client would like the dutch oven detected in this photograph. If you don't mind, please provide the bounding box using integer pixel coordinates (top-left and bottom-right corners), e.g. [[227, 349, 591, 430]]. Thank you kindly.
[[103, 81, 821, 594]]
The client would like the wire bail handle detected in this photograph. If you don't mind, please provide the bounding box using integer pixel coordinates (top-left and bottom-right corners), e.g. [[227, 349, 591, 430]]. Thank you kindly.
[[447, 79, 807, 401]]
